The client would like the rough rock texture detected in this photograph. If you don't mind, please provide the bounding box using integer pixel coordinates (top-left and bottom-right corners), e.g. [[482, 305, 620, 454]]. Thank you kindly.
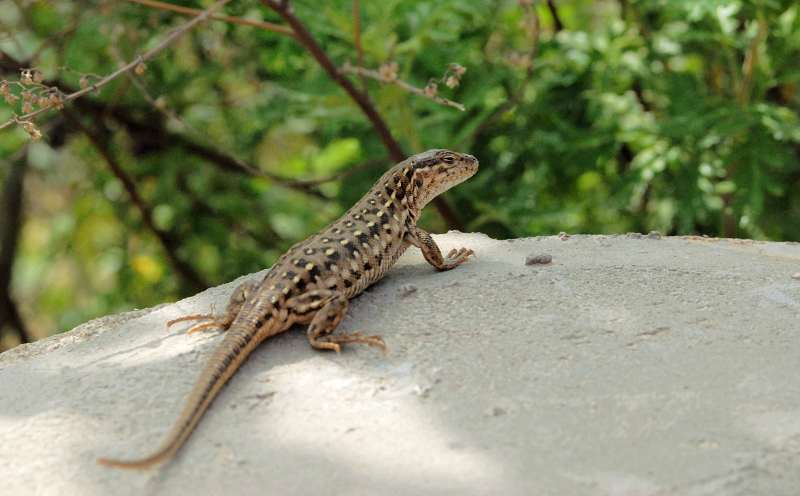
[[2, 233, 799, 496]]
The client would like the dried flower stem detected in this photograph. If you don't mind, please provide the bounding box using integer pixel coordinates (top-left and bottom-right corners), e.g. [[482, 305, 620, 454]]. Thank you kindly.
[[125, 0, 295, 38], [341, 63, 466, 111], [0, 0, 232, 132]]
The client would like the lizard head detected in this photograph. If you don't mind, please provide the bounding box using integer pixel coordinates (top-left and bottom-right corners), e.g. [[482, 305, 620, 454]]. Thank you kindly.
[[405, 149, 479, 210]]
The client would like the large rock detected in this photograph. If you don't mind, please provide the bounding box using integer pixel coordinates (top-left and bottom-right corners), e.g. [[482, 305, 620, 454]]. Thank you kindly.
[[2, 233, 799, 495]]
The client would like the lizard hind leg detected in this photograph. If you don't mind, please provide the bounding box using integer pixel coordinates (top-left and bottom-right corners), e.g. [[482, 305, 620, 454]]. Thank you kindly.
[[287, 290, 386, 354], [167, 280, 259, 336], [167, 313, 230, 336]]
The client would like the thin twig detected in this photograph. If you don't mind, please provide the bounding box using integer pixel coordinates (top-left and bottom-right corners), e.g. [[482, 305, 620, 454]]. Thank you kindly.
[[261, 0, 464, 231], [175, 138, 328, 200], [352, 0, 367, 91], [125, 0, 295, 38], [128, 73, 328, 198], [0, 0, 231, 131], [0, 147, 32, 344], [286, 156, 388, 187], [100, 40, 327, 200], [64, 109, 209, 292], [721, 15, 768, 237], [174, 172, 284, 246], [341, 63, 466, 111], [2, 294, 32, 344], [261, 0, 404, 161], [737, 15, 768, 105], [0, 149, 26, 297], [2, 53, 330, 201], [461, 1, 540, 145], [546, 0, 564, 32], [123, 64, 290, 246]]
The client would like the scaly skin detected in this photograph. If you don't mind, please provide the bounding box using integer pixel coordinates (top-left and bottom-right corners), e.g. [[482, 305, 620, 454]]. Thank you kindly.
[[98, 149, 479, 469]]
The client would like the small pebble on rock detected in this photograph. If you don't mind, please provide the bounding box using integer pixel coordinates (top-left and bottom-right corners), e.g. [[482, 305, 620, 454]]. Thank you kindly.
[[792, 272, 800, 280], [558, 232, 570, 241], [399, 284, 418, 297], [489, 406, 507, 417], [647, 231, 662, 239], [526, 254, 553, 266]]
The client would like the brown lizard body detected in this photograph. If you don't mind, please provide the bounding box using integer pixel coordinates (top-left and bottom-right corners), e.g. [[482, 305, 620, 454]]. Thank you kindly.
[[98, 149, 478, 469]]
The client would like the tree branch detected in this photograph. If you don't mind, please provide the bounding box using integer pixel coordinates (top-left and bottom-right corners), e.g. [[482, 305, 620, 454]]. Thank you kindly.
[[175, 137, 329, 200], [352, 0, 367, 91], [261, 0, 403, 160], [261, 0, 464, 230], [2, 294, 32, 345], [0, 0, 231, 131], [69, 90, 330, 199], [341, 63, 466, 111], [125, 0, 295, 38], [737, 15, 768, 106], [174, 172, 283, 247], [64, 109, 209, 293], [546, 0, 564, 33], [0, 148, 32, 344], [1, 49, 329, 201], [0, 46, 329, 200], [462, 1, 540, 146], [286, 156, 388, 187]]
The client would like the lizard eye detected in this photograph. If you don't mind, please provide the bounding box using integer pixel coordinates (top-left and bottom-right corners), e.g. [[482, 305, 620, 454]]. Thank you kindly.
[[441, 154, 455, 165]]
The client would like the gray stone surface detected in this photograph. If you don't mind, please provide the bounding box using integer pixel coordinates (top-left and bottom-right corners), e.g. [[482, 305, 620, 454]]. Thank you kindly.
[[2, 233, 800, 496]]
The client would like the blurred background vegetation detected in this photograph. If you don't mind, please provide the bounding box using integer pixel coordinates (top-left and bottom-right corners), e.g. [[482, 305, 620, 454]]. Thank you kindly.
[[0, 0, 798, 349]]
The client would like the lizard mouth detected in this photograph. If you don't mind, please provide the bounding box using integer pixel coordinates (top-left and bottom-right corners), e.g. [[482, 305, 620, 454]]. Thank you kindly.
[[426, 155, 479, 201], [456, 154, 479, 182]]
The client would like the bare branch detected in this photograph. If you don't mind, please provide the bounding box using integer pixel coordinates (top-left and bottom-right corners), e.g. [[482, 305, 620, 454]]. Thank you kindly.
[[0, 0, 232, 132], [260, 0, 405, 161], [174, 172, 284, 247], [64, 109, 209, 293], [125, 0, 295, 38], [1, 294, 32, 346], [461, 1, 540, 145], [106, 49, 324, 200], [0, 147, 32, 345], [0, 150, 27, 300], [341, 63, 466, 112], [546, 0, 564, 32], [352, 0, 367, 91], [261, 0, 465, 231], [737, 16, 768, 105], [1, 47, 330, 201], [286, 156, 388, 187]]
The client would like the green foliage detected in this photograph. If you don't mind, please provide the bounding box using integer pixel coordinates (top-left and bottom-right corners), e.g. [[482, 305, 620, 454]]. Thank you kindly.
[[0, 0, 798, 343]]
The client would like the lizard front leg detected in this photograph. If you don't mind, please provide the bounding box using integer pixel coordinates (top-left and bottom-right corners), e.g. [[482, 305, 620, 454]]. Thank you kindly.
[[286, 289, 386, 353], [405, 226, 474, 271], [168, 280, 259, 335]]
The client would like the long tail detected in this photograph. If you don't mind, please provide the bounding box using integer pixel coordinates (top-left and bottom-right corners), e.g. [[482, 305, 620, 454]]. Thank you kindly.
[[98, 325, 264, 469]]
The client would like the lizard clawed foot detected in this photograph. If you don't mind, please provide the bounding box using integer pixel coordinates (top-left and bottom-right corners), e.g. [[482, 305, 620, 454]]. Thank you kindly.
[[167, 314, 214, 328], [185, 321, 227, 335], [167, 314, 229, 336], [443, 247, 474, 269], [315, 332, 387, 354]]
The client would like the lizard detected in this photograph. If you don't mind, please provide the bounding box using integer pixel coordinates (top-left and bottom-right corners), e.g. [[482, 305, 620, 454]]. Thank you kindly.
[[98, 148, 479, 469]]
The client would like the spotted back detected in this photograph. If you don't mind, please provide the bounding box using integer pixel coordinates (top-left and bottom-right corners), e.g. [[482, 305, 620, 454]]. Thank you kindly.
[[258, 149, 478, 307]]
